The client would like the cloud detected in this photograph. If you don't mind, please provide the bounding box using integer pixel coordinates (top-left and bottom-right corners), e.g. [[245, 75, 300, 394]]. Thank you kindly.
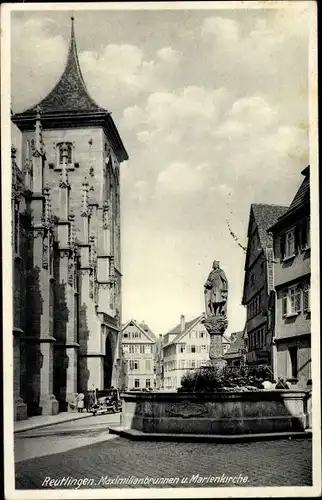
[[11, 17, 67, 111], [130, 180, 151, 203], [11, 15, 183, 116], [156, 161, 206, 194], [201, 16, 239, 44], [10, 9, 310, 336], [122, 83, 308, 205], [156, 46, 182, 64], [122, 86, 229, 147], [79, 44, 183, 112]]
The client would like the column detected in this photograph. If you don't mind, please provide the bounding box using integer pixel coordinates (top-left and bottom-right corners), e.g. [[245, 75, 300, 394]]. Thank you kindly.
[[57, 152, 78, 405], [66, 214, 78, 399], [30, 109, 58, 415], [13, 330, 27, 420], [34, 231, 59, 415], [202, 316, 228, 369]]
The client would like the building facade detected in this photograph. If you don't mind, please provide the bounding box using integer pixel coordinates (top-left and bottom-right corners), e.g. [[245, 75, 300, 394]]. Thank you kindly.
[[121, 320, 156, 390], [242, 204, 287, 370], [162, 315, 231, 391], [11, 18, 128, 419], [223, 330, 245, 366], [268, 166, 311, 386]]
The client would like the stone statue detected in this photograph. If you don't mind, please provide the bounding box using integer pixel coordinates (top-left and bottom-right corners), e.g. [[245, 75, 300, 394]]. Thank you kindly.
[[204, 260, 228, 317]]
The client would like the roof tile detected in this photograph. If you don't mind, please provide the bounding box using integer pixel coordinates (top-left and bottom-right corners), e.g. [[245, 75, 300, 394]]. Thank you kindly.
[[251, 203, 288, 248], [16, 18, 105, 116]]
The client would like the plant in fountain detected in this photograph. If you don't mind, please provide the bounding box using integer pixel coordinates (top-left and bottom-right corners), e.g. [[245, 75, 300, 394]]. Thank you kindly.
[[180, 364, 273, 392]]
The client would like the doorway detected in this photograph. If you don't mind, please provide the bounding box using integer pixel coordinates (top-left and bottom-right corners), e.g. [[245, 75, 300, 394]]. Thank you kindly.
[[103, 335, 113, 389]]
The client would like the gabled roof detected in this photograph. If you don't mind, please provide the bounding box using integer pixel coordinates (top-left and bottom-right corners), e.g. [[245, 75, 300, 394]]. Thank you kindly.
[[17, 18, 105, 115], [139, 322, 157, 341], [224, 330, 244, 357], [167, 317, 199, 337], [163, 315, 230, 347], [251, 204, 288, 248], [163, 316, 202, 347], [122, 319, 156, 343], [242, 203, 287, 304], [269, 166, 310, 233]]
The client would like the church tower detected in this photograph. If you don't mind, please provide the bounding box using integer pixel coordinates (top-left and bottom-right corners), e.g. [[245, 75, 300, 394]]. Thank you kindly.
[[12, 17, 128, 416]]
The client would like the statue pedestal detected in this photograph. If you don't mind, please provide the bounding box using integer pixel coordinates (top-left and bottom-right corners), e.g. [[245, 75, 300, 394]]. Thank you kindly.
[[202, 315, 228, 369]]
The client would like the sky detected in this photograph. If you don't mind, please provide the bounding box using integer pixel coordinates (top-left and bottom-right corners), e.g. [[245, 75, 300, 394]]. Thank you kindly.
[[10, 4, 311, 336]]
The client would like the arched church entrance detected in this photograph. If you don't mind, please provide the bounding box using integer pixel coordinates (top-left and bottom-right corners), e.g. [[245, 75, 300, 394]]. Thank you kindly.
[[103, 335, 113, 389]]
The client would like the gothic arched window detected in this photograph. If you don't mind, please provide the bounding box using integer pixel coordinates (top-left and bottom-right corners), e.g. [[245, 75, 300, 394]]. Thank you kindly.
[[57, 142, 73, 165]]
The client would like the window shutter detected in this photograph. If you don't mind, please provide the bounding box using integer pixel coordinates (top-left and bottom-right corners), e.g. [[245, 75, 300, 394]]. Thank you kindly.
[[289, 231, 295, 256], [282, 295, 288, 316], [299, 219, 307, 250], [295, 225, 301, 253], [306, 218, 310, 249], [295, 289, 302, 313], [303, 285, 310, 312], [280, 234, 285, 260]]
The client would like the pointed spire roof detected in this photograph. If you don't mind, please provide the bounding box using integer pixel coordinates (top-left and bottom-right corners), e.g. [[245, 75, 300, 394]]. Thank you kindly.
[[12, 17, 129, 163], [21, 17, 105, 115]]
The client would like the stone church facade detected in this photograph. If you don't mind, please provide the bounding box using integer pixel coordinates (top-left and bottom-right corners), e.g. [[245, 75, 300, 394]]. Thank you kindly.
[[11, 18, 128, 420]]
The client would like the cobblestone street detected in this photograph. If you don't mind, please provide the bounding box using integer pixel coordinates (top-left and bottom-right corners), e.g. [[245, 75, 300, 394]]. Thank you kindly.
[[15, 437, 312, 489]]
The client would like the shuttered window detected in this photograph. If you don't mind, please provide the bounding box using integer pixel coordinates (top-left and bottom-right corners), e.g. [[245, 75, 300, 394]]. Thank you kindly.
[[282, 286, 303, 316], [289, 287, 301, 314], [295, 225, 302, 253], [285, 230, 295, 258]]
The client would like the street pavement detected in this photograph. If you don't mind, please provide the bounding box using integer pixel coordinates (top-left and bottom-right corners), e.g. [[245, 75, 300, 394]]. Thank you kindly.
[[14, 423, 312, 489], [14, 413, 121, 463]]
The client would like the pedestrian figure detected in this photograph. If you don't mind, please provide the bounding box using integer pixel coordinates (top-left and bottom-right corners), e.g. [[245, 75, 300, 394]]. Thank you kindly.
[[84, 391, 89, 412], [87, 390, 96, 411], [77, 393, 85, 412]]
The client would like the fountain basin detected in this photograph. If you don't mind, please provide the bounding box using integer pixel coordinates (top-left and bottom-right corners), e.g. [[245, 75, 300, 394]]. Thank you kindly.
[[109, 390, 311, 442]]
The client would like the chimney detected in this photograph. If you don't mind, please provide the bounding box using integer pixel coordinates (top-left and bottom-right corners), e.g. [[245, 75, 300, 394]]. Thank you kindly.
[[180, 315, 185, 334]]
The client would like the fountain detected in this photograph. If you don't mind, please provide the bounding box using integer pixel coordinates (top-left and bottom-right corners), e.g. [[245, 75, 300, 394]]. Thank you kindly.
[[109, 261, 311, 442]]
